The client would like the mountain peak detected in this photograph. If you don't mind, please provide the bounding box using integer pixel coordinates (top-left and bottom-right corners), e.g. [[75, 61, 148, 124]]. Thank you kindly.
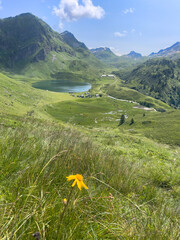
[[126, 51, 142, 58], [90, 47, 114, 54], [0, 13, 74, 68], [16, 12, 34, 17], [61, 31, 88, 50], [90, 47, 119, 64]]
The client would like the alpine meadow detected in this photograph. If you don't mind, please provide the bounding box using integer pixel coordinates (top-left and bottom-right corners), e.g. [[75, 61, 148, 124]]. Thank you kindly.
[[0, 1, 180, 239]]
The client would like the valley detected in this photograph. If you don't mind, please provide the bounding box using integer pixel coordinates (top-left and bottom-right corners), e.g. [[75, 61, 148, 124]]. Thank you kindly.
[[0, 13, 179, 240]]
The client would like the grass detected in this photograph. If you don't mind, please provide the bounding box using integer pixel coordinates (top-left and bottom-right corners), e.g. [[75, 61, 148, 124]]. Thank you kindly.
[[46, 96, 180, 145], [104, 81, 171, 110], [0, 116, 179, 239], [0, 72, 74, 118], [0, 71, 180, 239], [18, 50, 105, 80]]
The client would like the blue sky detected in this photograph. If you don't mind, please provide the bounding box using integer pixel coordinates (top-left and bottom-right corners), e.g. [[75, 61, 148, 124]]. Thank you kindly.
[[0, 0, 180, 55]]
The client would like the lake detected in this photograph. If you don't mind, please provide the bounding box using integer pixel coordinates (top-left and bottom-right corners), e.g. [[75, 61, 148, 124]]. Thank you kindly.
[[32, 80, 91, 93]]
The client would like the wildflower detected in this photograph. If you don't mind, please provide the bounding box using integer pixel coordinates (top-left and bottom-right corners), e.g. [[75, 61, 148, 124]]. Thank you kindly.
[[63, 198, 67, 205], [66, 174, 88, 191]]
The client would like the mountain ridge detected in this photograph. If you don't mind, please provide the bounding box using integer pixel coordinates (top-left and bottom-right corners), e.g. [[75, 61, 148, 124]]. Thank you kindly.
[[149, 42, 180, 57], [0, 13, 74, 69], [0, 13, 104, 76], [61, 31, 88, 50]]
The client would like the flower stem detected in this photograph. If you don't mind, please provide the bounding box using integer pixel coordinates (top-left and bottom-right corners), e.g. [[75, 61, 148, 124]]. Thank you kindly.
[[57, 187, 74, 235]]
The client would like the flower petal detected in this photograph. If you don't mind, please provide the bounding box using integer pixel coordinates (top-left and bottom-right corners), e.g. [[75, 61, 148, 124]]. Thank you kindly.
[[81, 181, 88, 190], [66, 175, 76, 181], [77, 180, 82, 190], [72, 179, 77, 187]]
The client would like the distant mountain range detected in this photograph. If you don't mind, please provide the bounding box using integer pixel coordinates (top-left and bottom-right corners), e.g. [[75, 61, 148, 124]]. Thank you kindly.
[[1, 13, 180, 74], [149, 42, 180, 57], [91, 42, 180, 61], [1, 12, 180, 107], [90, 47, 145, 68], [90, 47, 142, 59]]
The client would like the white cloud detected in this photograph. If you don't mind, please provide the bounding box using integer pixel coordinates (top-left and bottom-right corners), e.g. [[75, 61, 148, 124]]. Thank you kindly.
[[53, 0, 105, 27], [131, 28, 136, 33], [122, 8, 135, 14], [0, 1, 3, 10], [114, 30, 127, 37]]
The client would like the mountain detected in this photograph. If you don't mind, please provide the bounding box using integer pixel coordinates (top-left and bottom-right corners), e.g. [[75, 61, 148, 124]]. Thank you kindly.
[[125, 51, 142, 59], [61, 31, 88, 50], [0, 13, 104, 76], [114, 58, 180, 107], [149, 42, 180, 57], [90, 47, 147, 69], [90, 47, 119, 62], [0, 13, 74, 69]]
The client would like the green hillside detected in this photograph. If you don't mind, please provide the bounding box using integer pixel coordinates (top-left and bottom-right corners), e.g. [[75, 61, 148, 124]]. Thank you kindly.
[[0, 87, 179, 239], [90, 47, 120, 63], [0, 13, 74, 70], [114, 58, 180, 107]]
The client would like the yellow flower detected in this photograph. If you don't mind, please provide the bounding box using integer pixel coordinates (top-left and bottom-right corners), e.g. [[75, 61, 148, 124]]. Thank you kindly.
[[66, 174, 88, 191], [63, 198, 67, 205]]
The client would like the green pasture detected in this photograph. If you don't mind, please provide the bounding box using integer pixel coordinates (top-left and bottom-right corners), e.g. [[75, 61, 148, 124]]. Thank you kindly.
[[46, 96, 180, 145], [0, 71, 179, 239], [0, 116, 179, 239]]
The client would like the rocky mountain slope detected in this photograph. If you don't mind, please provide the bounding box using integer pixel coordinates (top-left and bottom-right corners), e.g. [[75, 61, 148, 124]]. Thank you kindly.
[[0, 13, 103, 76]]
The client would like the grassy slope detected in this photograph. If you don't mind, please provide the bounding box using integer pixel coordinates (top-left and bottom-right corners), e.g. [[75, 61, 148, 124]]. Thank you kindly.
[[46, 96, 180, 146], [0, 72, 74, 117], [0, 72, 180, 239], [113, 58, 180, 107], [18, 49, 105, 80], [0, 115, 179, 239]]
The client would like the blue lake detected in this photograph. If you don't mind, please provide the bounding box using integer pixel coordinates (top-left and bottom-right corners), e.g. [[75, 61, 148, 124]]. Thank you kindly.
[[32, 80, 91, 93]]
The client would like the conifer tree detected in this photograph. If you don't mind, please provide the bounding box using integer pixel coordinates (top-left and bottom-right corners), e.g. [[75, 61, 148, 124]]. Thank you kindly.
[[118, 114, 125, 126], [129, 118, 134, 125]]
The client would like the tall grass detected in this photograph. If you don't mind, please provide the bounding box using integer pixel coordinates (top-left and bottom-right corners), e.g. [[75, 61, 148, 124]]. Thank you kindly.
[[0, 118, 179, 239]]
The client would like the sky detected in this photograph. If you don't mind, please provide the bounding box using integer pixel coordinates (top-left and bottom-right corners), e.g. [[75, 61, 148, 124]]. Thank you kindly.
[[1, 0, 180, 56]]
